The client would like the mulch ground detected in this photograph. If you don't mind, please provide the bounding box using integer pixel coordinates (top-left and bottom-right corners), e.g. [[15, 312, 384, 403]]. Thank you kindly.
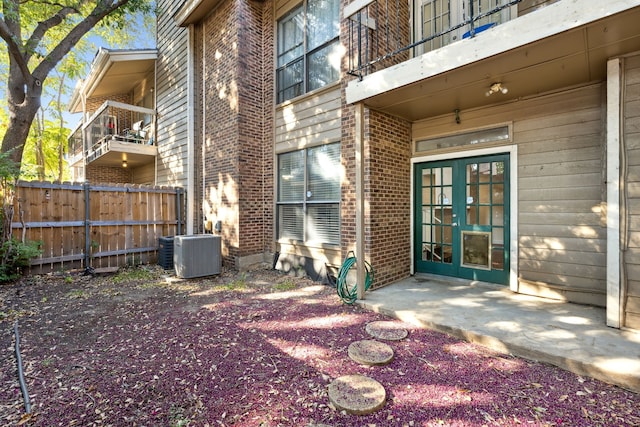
[[1, 266, 638, 426]]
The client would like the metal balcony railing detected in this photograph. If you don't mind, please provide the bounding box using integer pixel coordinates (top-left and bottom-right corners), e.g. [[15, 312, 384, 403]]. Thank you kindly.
[[346, 0, 552, 79], [68, 100, 156, 165]]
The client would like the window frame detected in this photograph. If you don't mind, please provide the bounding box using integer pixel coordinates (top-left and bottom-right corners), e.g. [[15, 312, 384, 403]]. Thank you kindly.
[[276, 143, 341, 246], [276, 0, 340, 104]]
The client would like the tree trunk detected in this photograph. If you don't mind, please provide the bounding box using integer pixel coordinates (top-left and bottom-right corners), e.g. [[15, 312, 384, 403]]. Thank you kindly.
[[2, 67, 43, 169]]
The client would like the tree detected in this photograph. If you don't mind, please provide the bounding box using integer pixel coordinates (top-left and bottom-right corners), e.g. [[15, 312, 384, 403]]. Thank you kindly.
[[0, 0, 152, 169]]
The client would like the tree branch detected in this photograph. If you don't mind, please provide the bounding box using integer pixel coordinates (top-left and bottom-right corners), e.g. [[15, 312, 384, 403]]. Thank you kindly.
[[0, 14, 32, 84], [24, 6, 80, 65], [32, 0, 131, 82]]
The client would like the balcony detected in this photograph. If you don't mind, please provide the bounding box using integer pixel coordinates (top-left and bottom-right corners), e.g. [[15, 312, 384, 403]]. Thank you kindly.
[[69, 100, 157, 169], [345, 0, 640, 121]]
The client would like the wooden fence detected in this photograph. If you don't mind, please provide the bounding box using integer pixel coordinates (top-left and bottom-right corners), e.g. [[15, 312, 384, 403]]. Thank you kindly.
[[11, 181, 185, 274]]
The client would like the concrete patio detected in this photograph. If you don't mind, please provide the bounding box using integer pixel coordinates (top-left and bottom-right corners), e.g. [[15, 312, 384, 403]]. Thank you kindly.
[[356, 274, 640, 393]]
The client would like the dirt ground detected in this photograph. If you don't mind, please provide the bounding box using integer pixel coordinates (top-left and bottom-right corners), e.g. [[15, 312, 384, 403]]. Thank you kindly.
[[1, 265, 639, 426]]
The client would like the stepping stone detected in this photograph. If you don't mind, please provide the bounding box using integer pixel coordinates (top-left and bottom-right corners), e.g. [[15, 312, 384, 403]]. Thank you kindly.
[[365, 321, 408, 341], [327, 374, 386, 415], [348, 340, 394, 365]]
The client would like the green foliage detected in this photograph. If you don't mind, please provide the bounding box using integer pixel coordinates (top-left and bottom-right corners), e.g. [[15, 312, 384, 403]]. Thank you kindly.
[[0, 237, 42, 283], [0, 152, 42, 283], [112, 266, 154, 283], [274, 279, 297, 291], [21, 118, 71, 181], [1, 0, 156, 170], [222, 273, 248, 291], [67, 288, 88, 299]]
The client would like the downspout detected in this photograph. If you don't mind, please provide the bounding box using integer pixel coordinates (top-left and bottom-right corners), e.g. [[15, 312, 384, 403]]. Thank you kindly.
[[154, 53, 158, 185], [355, 102, 366, 300], [201, 19, 206, 234], [186, 23, 196, 235], [606, 58, 622, 328]]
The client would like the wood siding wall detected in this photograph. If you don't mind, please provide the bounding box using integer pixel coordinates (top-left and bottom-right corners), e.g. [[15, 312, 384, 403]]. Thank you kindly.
[[274, 85, 342, 154], [413, 84, 606, 306], [11, 181, 183, 274], [623, 54, 640, 329], [156, 0, 189, 188]]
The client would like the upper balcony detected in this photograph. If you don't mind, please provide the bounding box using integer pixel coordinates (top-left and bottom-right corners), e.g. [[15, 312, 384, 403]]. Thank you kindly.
[[67, 48, 157, 175], [68, 100, 157, 169], [345, 0, 640, 121]]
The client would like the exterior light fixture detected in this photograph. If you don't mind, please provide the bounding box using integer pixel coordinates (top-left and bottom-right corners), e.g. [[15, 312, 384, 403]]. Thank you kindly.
[[485, 82, 508, 97], [122, 160, 128, 168]]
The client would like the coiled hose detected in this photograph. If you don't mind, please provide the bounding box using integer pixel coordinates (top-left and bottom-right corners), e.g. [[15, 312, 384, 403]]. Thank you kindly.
[[336, 251, 374, 304]]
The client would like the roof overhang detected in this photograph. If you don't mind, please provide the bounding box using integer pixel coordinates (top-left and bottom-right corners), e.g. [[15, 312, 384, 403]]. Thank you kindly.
[[346, 0, 640, 122], [174, 0, 224, 26], [69, 48, 158, 113]]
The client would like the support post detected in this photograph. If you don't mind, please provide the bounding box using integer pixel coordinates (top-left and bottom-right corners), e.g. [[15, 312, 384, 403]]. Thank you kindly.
[[606, 58, 622, 328], [355, 102, 366, 300]]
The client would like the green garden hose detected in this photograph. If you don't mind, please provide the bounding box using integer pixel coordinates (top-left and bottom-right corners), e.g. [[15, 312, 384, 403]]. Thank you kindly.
[[336, 251, 374, 304]]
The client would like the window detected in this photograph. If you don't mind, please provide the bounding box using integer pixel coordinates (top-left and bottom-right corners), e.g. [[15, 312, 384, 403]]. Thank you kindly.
[[276, 0, 340, 103], [415, 0, 514, 54], [277, 143, 341, 245], [415, 126, 510, 152]]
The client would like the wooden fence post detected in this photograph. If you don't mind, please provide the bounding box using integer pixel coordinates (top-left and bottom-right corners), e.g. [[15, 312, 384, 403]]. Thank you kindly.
[[83, 181, 92, 274]]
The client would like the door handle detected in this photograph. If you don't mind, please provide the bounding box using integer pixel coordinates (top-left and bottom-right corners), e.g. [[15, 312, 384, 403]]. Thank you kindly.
[[452, 222, 458, 226]]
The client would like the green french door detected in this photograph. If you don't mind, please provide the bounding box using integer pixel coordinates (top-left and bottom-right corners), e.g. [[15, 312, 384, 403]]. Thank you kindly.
[[414, 154, 510, 284]]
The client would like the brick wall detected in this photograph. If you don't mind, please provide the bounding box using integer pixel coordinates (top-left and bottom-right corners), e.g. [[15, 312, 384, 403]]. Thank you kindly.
[[237, 0, 273, 259], [341, 0, 413, 288], [86, 165, 133, 184], [193, 24, 204, 235], [85, 93, 133, 114], [198, 0, 273, 269], [344, 0, 411, 77], [85, 93, 135, 133], [366, 110, 412, 287]]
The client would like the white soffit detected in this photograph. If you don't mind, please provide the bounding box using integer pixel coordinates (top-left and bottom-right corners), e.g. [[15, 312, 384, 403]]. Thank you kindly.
[[345, 0, 640, 105], [174, 0, 224, 26]]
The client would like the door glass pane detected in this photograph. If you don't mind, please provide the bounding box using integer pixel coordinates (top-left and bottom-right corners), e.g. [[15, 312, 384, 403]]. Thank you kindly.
[[479, 206, 490, 225], [421, 0, 451, 52], [492, 228, 505, 269], [492, 161, 505, 181], [493, 184, 504, 203], [421, 166, 452, 265], [422, 243, 432, 261], [467, 205, 477, 224], [492, 227, 504, 245], [443, 226, 452, 244], [492, 206, 504, 226], [434, 207, 444, 224], [479, 184, 490, 203]]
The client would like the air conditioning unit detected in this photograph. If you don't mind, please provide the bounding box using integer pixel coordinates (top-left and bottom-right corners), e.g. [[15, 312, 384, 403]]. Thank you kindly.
[[174, 235, 222, 278]]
